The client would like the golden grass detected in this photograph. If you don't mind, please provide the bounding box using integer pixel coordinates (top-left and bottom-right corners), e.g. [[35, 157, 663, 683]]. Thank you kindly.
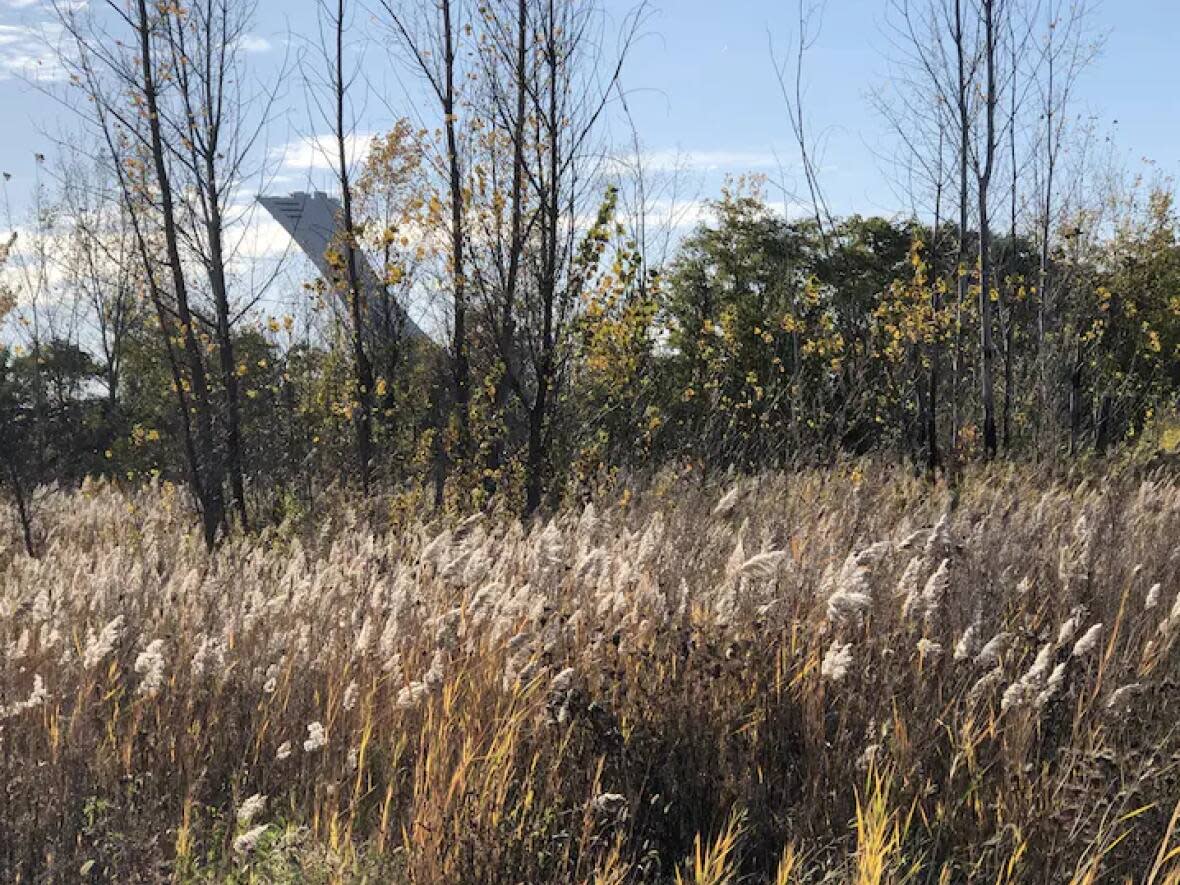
[[1, 460, 1178, 882]]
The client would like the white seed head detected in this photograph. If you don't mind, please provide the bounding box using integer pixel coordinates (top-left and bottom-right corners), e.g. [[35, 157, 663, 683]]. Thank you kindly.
[[233, 824, 270, 855], [133, 639, 167, 698], [236, 793, 267, 828], [1071, 623, 1103, 659], [821, 640, 853, 682], [303, 721, 327, 753]]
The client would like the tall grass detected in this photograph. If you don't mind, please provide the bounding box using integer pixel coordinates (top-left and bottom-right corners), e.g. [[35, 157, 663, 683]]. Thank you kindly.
[[1, 461, 1178, 882]]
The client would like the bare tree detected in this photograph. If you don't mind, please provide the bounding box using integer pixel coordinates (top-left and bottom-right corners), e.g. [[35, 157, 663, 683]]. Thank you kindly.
[[381, 0, 474, 472], [56, 0, 226, 548], [466, 0, 533, 499], [1030, 0, 1098, 453], [516, 0, 644, 514], [463, 0, 646, 513], [304, 0, 379, 493], [158, 0, 274, 530], [771, 0, 835, 253], [878, 0, 963, 471], [0, 231, 37, 557], [59, 158, 141, 423], [973, 0, 1003, 459]]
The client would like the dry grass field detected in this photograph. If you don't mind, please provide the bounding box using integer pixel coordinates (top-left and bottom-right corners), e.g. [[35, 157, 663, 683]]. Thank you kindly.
[[2, 462, 1179, 882]]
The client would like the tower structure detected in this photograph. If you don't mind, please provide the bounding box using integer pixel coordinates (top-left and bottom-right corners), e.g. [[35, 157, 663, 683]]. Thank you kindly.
[[257, 191, 425, 339]]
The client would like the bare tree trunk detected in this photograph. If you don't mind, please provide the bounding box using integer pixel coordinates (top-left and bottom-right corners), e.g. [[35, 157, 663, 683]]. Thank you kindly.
[[136, 0, 224, 548], [525, 0, 562, 516], [977, 0, 1000, 459], [482, 0, 530, 500], [204, 176, 249, 528], [382, 0, 472, 491], [1003, 25, 1018, 452], [3, 462, 35, 558], [952, 0, 970, 455], [1068, 338, 1082, 456], [168, 6, 251, 528], [1036, 28, 1055, 457], [441, 0, 471, 464], [58, 4, 222, 544], [332, 0, 376, 493], [927, 130, 944, 474]]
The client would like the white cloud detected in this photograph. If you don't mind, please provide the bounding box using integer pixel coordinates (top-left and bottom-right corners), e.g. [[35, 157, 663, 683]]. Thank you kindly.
[[0, 22, 68, 82], [228, 210, 297, 264], [611, 148, 784, 176], [237, 34, 272, 54], [2, 0, 87, 13], [271, 132, 377, 174]]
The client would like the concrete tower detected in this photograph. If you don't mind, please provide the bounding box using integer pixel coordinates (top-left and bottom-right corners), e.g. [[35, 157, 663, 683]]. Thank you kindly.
[[257, 191, 424, 339]]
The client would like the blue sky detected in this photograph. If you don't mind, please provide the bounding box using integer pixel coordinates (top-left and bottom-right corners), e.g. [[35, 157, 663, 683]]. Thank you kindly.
[[0, 0, 1177, 228]]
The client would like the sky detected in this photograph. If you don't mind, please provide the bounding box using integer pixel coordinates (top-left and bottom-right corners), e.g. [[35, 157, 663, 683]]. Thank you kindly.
[[0, 0, 1177, 291]]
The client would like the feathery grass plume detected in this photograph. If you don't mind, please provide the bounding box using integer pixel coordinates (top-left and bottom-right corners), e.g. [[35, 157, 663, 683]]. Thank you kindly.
[[420, 529, 452, 567], [1105, 683, 1143, 712], [1159, 591, 1180, 637], [825, 542, 889, 625], [739, 550, 787, 581], [1145, 582, 1162, 610], [1057, 607, 1087, 646], [433, 608, 462, 651], [591, 792, 628, 823], [396, 681, 430, 709], [342, 680, 359, 712], [233, 824, 270, 856], [547, 667, 578, 723], [27, 673, 48, 709], [721, 535, 745, 583], [550, 667, 576, 694], [82, 614, 125, 669], [3, 674, 49, 719], [133, 639, 167, 697], [275, 742, 292, 761], [1001, 642, 1055, 712], [966, 665, 1005, 707], [190, 635, 226, 681], [636, 512, 665, 567], [1058, 513, 1093, 586], [424, 650, 446, 687], [302, 721, 327, 753], [1034, 661, 1069, 709], [577, 501, 599, 538], [897, 527, 928, 551], [1071, 623, 1104, 658], [712, 485, 741, 518], [236, 794, 267, 828], [975, 631, 1011, 668], [896, 555, 924, 618], [918, 558, 951, 622], [8, 628, 29, 662], [954, 618, 982, 661], [822, 640, 853, 682], [924, 512, 952, 558], [827, 584, 873, 625], [712, 579, 740, 624]]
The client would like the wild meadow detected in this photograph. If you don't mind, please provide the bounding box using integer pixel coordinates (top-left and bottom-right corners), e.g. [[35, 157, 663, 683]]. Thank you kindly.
[[4, 0, 1180, 879], [2, 460, 1178, 883]]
